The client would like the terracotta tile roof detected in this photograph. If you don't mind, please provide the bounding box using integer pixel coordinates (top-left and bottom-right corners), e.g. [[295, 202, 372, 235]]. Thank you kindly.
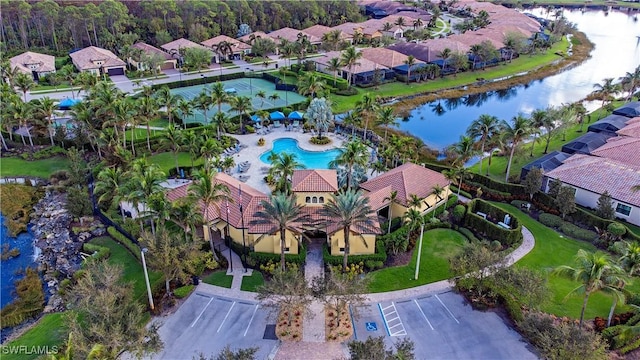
[[303, 25, 333, 39], [292, 170, 339, 192], [131, 42, 173, 60], [617, 122, 640, 138], [69, 46, 125, 71], [364, 185, 393, 211], [627, 117, 640, 125], [590, 136, 640, 167], [10, 51, 55, 74], [359, 163, 449, 207], [546, 154, 640, 207], [449, 31, 504, 50], [331, 22, 360, 37], [267, 27, 321, 44], [315, 52, 389, 74], [360, 47, 424, 69], [394, 11, 432, 22], [387, 43, 434, 62], [161, 38, 210, 53], [201, 35, 251, 51], [425, 38, 470, 56], [237, 31, 272, 43]]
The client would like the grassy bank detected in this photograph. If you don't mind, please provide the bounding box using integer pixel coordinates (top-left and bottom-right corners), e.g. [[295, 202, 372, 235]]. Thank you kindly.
[[0, 157, 70, 178], [0, 184, 43, 236], [0, 313, 66, 360]]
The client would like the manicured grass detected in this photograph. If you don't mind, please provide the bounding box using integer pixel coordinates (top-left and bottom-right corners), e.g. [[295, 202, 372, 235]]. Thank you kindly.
[[147, 151, 204, 174], [329, 37, 569, 113], [0, 156, 70, 178], [624, 222, 640, 237], [32, 83, 75, 92], [492, 203, 640, 319], [1, 312, 66, 360], [367, 229, 467, 293], [149, 119, 170, 128], [124, 127, 165, 142], [202, 270, 232, 288], [240, 271, 265, 292], [89, 237, 162, 302]]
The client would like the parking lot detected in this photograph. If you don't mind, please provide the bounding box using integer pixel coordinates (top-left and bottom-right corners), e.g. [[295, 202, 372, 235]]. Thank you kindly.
[[353, 291, 537, 360], [154, 292, 278, 359]]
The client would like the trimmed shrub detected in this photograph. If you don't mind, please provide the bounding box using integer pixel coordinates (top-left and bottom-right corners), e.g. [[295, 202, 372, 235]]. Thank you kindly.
[[247, 244, 307, 268], [452, 205, 466, 223], [607, 222, 626, 237], [323, 240, 387, 267], [334, 87, 358, 96], [450, 185, 473, 199], [82, 243, 111, 261], [107, 226, 141, 261], [463, 199, 522, 246], [560, 222, 598, 242], [310, 136, 332, 145], [364, 260, 384, 271], [173, 285, 195, 299], [457, 227, 479, 242], [539, 213, 563, 228]]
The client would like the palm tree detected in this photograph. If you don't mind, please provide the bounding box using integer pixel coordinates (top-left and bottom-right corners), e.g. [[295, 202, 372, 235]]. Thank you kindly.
[[466, 114, 499, 174], [376, 106, 398, 142], [209, 82, 231, 115], [255, 90, 267, 108], [251, 192, 309, 271], [278, 40, 296, 69], [298, 72, 327, 98], [329, 140, 368, 189], [230, 95, 253, 134], [322, 189, 375, 270], [213, 41, 234, 63], [383, 190, 398, 234], [169, 198, 204, 243], [620, 241, 640, 276], [404, 208, 422, 245], [188, 168, 231, 256], [159, 125, 183, 175], [413, 18, 424, 30], [449, 135, 477, 166], [181, 130, 198, 167], [137, 94, 158, 152], [268, 93, 280, 106], [340, 46, 362, 87], [34, 96, 57, 146], [592, 77, 620, 108], [94, 167, 127, 219], [154, 86, 181, 125], [199, 137, 221, 168], [269, 152, 305, 194], [430, 184, 446, 218], [620, 65, 640, 101], [444, 166, 471, 198], [355, 92, 380, 141], [408, 194, 423, 210], [528, 108, 547, 157], [126, 163, 165, 232], [394, 16, 406, 30], [8, 100, 34, 147], [194, 90, 210, 124], [177, 98, 193, 127], [501, 114, 531, 182], [112, 98, 137, 151], [437, 48, 452, 73], [403, 55, 416, 84], [211, 112, 229, 140], [326, 57, 342, 87], [553, 249, 622, 326], [13, 72, 34, 102]]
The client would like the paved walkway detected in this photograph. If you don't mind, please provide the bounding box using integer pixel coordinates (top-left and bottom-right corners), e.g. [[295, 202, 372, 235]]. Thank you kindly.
[[215, 238, 253, 290], [303, 241, 326, 343]]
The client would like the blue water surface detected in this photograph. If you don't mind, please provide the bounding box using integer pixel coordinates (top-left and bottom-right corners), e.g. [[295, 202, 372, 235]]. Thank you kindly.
[[260, 138, 342, 169], [0, 213, 38, 309]]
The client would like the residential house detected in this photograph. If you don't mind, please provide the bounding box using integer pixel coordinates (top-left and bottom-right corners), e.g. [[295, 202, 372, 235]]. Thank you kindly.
[[69, 46, 126, 76], [617, 119, 640, 138], [360, 47, 425, 81], [387, 43, 435, 63], [130, 42, 177, 71], [544, 154, 640, 226], [560, 132, 613, 155], [590, 137, 640, 167], [238, 31, 273, 44], [201, 35, 252, 62], [520, 151, 572, 180], [160, 38, 213, 65], [9, 51, 56, 81], [303, 25, 353, 45], [314, 51, 394, 85], [587, 114, 631, 135], [267, 27, 322, 46]]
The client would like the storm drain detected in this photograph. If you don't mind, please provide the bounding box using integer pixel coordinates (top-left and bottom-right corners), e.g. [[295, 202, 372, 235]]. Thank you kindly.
[[263, 324, 278, 340]]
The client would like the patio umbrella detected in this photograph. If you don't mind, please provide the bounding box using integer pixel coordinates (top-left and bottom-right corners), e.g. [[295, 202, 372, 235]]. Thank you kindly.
[[58, 98, 81, 110], [251, 114, 261, 122], [270, 111, 285, 120], [288, 111, 304, 120]]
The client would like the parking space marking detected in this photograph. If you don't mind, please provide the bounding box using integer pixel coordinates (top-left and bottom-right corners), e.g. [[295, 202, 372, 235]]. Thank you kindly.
[[435, 294, 459, 324], [190, 297, 214, 328], [378, 302, 407, 336], [217, 301, 236, 333], [413, 299, 434, 330], [244, 304, 259, 337]]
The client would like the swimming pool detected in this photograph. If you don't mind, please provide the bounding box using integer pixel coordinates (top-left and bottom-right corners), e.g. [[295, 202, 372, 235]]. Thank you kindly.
[[260, 138, 342, 169]]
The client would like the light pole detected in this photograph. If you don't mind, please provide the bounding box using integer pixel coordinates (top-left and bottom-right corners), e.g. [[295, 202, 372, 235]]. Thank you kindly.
[[414, 222, 425, 280], [141, 248, 154, 310], [246, 68, 253, 95]]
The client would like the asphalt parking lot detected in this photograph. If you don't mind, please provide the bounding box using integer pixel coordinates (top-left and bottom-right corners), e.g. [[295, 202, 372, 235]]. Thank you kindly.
[[352, 291, 537, 360], [154, 292, 278, 359]]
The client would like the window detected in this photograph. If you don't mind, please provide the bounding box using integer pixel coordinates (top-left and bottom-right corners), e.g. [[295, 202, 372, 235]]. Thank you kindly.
[[284, 247, 290, 253], [319, 196, 324, 203], [616, 203, 632, 216], [312, 197, 318, 203], [305, 196, 311, 203], [339, 247, 345, 253]]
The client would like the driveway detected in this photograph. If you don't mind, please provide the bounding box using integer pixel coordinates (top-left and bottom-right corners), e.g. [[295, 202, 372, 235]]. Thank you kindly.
[[351, 291, 537, 359], [153, 292, 278, 359]]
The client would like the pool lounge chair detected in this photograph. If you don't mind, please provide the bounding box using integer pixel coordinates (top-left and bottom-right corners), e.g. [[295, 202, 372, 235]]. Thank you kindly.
[[273, 120, 282, 128], [292, 120, 300, 128]]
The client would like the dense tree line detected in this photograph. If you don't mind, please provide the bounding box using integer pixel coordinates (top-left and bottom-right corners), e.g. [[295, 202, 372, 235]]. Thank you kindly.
[[0, 0, 365, 57]]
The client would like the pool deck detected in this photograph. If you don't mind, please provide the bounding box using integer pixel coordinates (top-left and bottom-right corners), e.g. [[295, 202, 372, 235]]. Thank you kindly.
[[227, 128, 345, 194]]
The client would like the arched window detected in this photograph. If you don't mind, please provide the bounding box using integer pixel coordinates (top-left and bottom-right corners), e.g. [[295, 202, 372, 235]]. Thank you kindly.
[[312, 197, 318, 203], [319, 196, 324, 203], [305, 196, 311, 203]]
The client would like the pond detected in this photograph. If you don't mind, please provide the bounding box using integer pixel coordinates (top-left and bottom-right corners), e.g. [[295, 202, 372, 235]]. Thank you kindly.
[[399, 8, 640, 150], [0, 213, 39, 309]]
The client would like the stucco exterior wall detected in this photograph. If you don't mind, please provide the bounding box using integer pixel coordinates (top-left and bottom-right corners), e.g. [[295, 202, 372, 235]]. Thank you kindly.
[[294, 191, 332, 207], [328, 230, 376, 256]]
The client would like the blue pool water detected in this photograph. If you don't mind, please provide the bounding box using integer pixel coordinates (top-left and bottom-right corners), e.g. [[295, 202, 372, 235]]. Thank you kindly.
[[0, 213, 39, 309], [260, 138, 342, 169]]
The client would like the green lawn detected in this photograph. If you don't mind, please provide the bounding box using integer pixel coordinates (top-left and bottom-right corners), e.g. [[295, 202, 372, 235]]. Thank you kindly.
[[1, 313, 66, 360], [329, 37, 569, 113], [367, 228, 467, 292], [0, 157, 70, 178], [202, 270, 232, 288], [148, 151, 204, 174], [241, 271, 265, 292], [492, 203, 640, 319], [89, 237, 162, 302], [149, 119, 170, 128], [124, 127, 165, 142], [32, 83, 75, 92]]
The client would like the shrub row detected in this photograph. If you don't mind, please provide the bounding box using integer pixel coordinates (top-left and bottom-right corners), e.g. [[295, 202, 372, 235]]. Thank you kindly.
[[107, 226, 141, 261], [468, 173, 526, 196], [463, 199, 522, 246], [322, 240, 387, 268], [151, 72, 245, 90], [539, 213, 564, 228], [449, 186, 473, 200], [173, 285, 195, 299], [247, 244, 307, 268], [82, 243, 111, 261], [560, 222, 598, 242], [457, 227, 480, 243]]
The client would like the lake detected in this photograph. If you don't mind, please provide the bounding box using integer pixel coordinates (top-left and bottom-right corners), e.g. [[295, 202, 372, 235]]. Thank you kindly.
[[0, 213, 39, 309], [399, 8, 640, 150]]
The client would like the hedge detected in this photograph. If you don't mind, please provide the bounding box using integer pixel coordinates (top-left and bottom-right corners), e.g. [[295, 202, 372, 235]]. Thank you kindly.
[[457, 227, 480, 242], [323, 240, 387, 266], [538, 213, 563, 228], [463, 199, 523, 246], [173, 285, 195, 299], [150, 71, 245, 90], [82, 243, 110, 261], [247, 244, 307, 268], [468, 173, 526, 196], [560, 222, 598, 242], [450, 185, 473, 199], [107, 226, 141, 261]]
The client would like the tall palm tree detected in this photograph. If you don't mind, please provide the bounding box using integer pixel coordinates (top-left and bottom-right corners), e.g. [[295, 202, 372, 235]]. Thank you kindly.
[[278, 40, 296, 69], [8, 100, 34, 147], [403, 55, 416, 84], [34, 96, 57, 146], [376, 106, 398, 142], [154, 86, 181, 126], [188, 168, 231, 256], [298, 72, 327, 98], [137, 94, 158, 152], [169, 198, 204, 243], [444, 166, 471, 198], [408, 194, 423, 210], [449, 135, 477, 166], [268, 93, 280, 106], [177, 98, 194, 127], [112, 98, 137, 151], [230, 95, 253, 134], [404, 208, 422, 245], [466, 114, 499, 174], [553, 249, 622, 326], [501, 114, 531, 182], [620, 241, 640, 277], [269, 152, 305, 194], [620, 65, 640, 101], [355, 92, 380, 141], [430, 184, 446, 218], [437, 48, 452, 73], [322, 189, 375, 270], [211, 112, 229, 140], [194, 90, 210, 124], [94, 167, 127, 219], [528, 108, 547, 157], [126, 162, 165, 232], [592, 77, 621, 108], [251, 192, 309, 271], [13, 72, 34, 102], [340, 46, 362, 87], [326, 57, 342, 87], [255, 90, 267, 108], [383, 190, 398, 234], [329, 139, 368, 189], [209, 82, 231, 115], [159, 125, 183, 175]]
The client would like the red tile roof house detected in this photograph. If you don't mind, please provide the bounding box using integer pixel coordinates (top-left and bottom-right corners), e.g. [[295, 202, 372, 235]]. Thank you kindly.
[[590, 136, 640, 167], [313, 51, 394, 86], [69, 46, 126, 76], [166, 171, 380, 257], [303, 25, 354, 45], [160, 38, 214, 65], [130, 42, 177, 71], [9, 51, 56, 81], [201, 35, 252, 62], [267, 27, 322, 46], [544, 154, 640, 226]]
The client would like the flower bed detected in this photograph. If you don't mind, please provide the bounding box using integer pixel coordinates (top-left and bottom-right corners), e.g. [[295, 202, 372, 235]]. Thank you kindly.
[[325, 305, 353, 342], [276, 307, 303, 341]]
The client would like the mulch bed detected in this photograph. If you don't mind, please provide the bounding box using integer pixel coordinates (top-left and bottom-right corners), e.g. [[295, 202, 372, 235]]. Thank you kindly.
[[385, 249, 414, 267]]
